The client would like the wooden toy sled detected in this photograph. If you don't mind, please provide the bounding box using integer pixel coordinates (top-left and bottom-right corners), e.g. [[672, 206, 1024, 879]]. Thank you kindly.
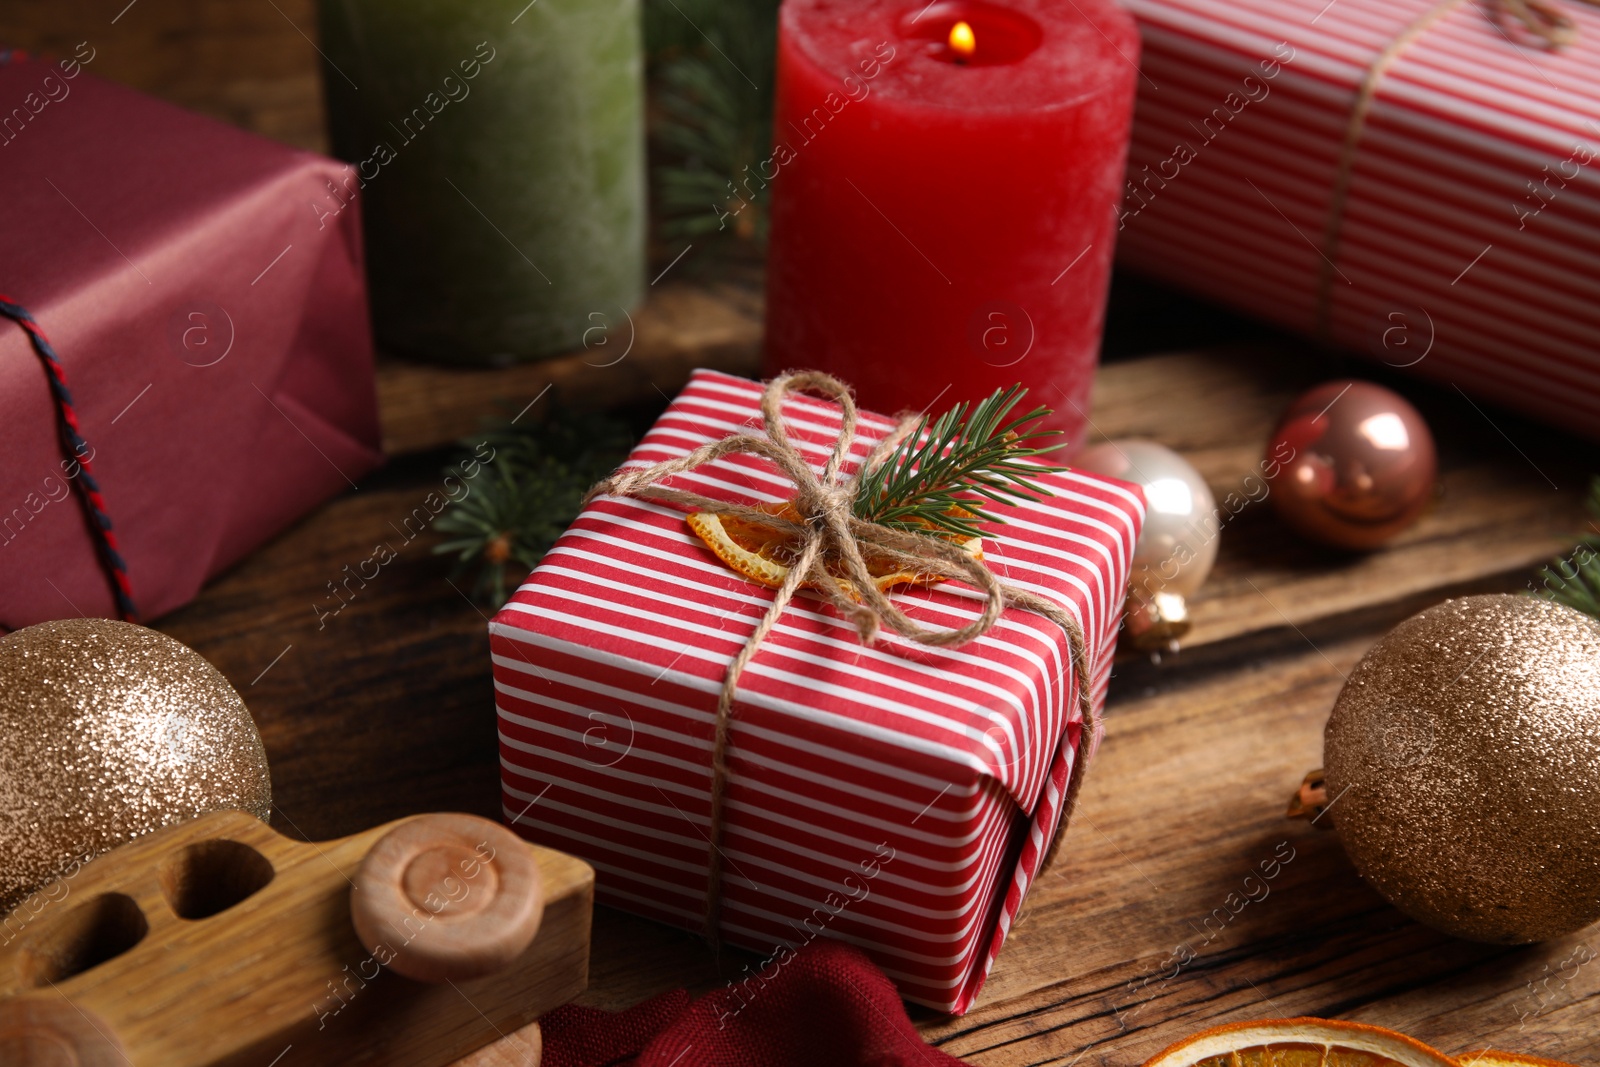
[[0, 811, 592, 1066]]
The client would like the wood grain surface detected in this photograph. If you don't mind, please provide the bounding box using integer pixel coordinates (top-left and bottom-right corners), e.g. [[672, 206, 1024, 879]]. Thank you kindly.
[[142, 284, 1598, 1064], [376, 281, 765, 455], [0, 0, 329, 152], [6, 5, 1599, 1061]]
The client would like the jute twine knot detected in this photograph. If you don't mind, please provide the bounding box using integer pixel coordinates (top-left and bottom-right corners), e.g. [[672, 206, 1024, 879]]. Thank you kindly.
[[1501, 0, 1589, 46], [584, 372, 1098, 946]]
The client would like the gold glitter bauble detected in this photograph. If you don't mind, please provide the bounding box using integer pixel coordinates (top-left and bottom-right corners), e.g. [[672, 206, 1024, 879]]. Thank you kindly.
[[1325, 594, 1600, 943], [0, 619, 271, 913]]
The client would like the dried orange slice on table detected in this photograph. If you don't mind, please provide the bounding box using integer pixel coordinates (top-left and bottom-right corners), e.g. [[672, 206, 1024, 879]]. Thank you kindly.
[[687, 502, 982, 599], [1143, 1019, 1462, 1067]]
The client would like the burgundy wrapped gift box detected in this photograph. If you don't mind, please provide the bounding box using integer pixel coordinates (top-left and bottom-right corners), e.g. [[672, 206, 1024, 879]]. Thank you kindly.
[[0, 52, 381, 629]]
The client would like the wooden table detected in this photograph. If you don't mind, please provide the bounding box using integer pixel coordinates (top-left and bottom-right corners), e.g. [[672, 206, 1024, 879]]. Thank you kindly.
[[149, 278, 1600, 1065], [5, 9, 1597, 1060]]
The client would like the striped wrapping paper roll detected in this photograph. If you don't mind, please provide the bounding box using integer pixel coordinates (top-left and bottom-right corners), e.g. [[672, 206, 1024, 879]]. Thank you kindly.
[[1117, 0, 1600, 440], [491, 370, 1144, 1013]]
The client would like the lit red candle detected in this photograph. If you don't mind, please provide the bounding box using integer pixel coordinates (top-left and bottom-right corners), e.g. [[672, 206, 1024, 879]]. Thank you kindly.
[[761, 0, 1139, 442]]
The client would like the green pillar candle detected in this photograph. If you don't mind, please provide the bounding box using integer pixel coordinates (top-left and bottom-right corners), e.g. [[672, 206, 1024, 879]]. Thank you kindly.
[[318, 0, 645, 364]]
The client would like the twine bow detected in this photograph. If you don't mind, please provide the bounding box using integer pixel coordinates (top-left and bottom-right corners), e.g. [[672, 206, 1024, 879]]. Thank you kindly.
[[584, 372, 1097, 945]]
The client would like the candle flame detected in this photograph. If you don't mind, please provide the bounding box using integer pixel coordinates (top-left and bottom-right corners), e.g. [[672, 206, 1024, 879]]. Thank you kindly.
[[949, 20, 976, 58]]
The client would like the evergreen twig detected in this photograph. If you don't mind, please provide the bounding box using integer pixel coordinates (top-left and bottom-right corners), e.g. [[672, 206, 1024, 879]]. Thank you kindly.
[[432, 412, 634, 607], [646, 0, 780, 248], [852, 386, 1068, 541], [432, 389, 1064, 605], [1533, 474, 1600, 620]]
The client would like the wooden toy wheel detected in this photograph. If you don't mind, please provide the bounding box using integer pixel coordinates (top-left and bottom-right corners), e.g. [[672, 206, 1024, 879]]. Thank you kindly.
[[350, 814, 543, 983], [0, 998, 128, 1067]]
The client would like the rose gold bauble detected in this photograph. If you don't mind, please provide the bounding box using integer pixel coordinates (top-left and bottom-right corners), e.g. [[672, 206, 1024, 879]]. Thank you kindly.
[[1265, 381, 1436, 550], [1324, 595, 1600, 943], [0, 619, 272, 914]]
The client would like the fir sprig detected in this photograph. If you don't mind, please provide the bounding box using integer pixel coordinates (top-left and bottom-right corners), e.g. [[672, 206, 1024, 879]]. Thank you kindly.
[[852, 386, 1068, 541], [1532, 474, 1600, 620], [645, 0, 780, 248], [433, 412, 634, 607]]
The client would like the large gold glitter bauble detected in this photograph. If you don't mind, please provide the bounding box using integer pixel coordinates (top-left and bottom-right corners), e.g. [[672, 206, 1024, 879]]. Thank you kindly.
[[0, 619, 271, 913], [1324, 594, 1600, 943]]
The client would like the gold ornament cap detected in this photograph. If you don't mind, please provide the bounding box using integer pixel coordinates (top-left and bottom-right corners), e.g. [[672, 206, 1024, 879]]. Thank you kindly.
[[1125, 591, 1191, 650]]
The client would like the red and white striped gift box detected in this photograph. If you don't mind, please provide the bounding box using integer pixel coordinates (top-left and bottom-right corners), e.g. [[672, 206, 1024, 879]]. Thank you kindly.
[[490, 370, 1143, 1013], [1118, 0, 1600, 440]]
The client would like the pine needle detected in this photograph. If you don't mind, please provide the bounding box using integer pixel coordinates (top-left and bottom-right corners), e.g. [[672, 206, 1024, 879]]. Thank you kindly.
[[432, 412, 635, 607], [432, 388, 1064, 604], [1532, 474, 1600, 620], [852, 386, 1068, 541], [646, 0, 780, 247]]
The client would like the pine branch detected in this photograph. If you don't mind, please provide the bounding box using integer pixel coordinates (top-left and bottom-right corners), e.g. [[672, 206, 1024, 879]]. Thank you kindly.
[[646, 0, 780, 249], [852, 386, 1068, 541], [1533, 474, 1600, 620], [432, 412, 635, 607]]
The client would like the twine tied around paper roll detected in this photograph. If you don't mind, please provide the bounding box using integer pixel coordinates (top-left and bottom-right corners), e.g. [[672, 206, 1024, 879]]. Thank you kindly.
[[1314, 0, 1595, 334], [583, 371, 1096, 946]]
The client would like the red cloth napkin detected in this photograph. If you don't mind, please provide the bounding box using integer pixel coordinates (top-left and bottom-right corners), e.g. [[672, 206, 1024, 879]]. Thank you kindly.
[[542, 941, 972, 1067]]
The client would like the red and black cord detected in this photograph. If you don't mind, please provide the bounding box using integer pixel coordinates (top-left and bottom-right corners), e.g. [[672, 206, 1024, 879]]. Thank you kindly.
[[1, 295, 138, 622]]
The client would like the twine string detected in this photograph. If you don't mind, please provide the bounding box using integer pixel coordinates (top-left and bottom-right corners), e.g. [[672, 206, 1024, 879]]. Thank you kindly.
[[584, 371, 1096, 946]]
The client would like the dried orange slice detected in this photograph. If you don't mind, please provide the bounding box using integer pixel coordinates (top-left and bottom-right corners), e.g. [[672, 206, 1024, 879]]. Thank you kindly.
[[1458, 1053, 1580, 1067], [686, 502, 981, 600], [1143, 1019, 1461, 1067]]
